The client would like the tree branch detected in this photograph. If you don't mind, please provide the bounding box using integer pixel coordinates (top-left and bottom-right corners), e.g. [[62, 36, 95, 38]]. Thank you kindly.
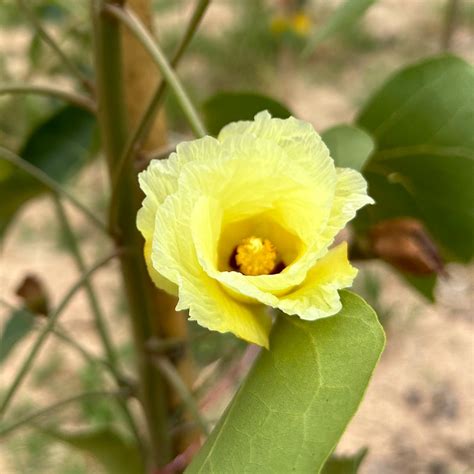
[[16, 0, 94, 93], [105, 4, 206, 138], [0, 84, 96, 113], [0, 253, 117, 418], [0, 390, 127, 438]]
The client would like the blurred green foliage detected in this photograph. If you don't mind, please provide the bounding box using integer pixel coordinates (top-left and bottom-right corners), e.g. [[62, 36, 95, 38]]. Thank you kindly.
[[1, 0, 473, 472]]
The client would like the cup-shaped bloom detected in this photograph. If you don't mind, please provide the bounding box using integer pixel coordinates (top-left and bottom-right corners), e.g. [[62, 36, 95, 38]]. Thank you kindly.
[[137, 112, 373, 348]]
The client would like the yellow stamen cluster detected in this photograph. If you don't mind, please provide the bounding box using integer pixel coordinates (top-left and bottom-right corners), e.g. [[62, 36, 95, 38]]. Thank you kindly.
[[235, 236, 278, 276]]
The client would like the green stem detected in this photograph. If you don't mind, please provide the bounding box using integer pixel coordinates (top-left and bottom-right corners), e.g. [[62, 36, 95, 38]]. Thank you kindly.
[[0, 299, 111, 372], [0, 146, 109, 236], [105, 4, 207, 138], [109, 0, 210, 226], [0, 253, 116, 418], [0, 390, 126, 438], [145, 145, 176, 163], [52, 196, 119, 374], [0, 84, 96, 113], [441, 0, 460, 51], [154, 357, 209, 436], [91, 0, 171, 466], [52, 326, 110, 367], [17, 0, 94, 93], [53, 326, 142, 451], [52, 197, 143, 446]]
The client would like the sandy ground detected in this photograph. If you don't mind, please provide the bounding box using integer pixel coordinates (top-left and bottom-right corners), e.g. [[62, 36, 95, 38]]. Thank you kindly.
[[1, 0, 474, 473]]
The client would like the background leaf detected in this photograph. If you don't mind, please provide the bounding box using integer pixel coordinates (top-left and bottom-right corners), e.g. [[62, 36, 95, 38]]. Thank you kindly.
[[304, 0, 378, 55], [0, 308, 35, 364], [186, 291, 385, 474], [321, 448, 368, 474], [399, 272, 436, 302], [356, 55, 474, 263], [0, 105, 97, 237], [322, 124, 374, 171], [42, 427, 144, 474], [202, 91, 292, 136]]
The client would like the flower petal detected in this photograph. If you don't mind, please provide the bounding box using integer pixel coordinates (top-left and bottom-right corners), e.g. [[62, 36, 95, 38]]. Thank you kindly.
[[322, 168, 374, 242], [154, 192, 271, 347], [218, 111, 335, 194], [137, 136, 221, 296], [184, 133, 336, 295], [276, 242, 358, 320], [178, 276, 271, 348], [144, 240, 178, 296]]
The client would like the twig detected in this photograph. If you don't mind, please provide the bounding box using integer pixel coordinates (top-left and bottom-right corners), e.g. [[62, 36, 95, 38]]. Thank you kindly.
[[0, 84, 96, 114], [143, 144, 176, 163], [0, 253, 117, 418], [106, 0, 210, 232], [441, 0, 461, 51], [0, 390, 126, 438], [53, 198, 143, 452], [199, 345, 259, 412], [52, 196, 119, 374], [91, 0, 171, 463], [153, 356, 209, 436], [0, 146, 109, 237], [16, 0, 94, 93], [0, 298, 109, 369], [105, 4, 206, 138]]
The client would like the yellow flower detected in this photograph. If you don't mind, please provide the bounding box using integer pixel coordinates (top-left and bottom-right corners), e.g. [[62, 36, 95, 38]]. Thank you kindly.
[[291, 12, 312, 37], [270, 11, 312, 38], [137, 112, 373, 348]]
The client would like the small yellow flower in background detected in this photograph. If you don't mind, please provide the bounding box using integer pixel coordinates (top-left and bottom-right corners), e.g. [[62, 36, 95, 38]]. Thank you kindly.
[[270, 11, 312, 38], [137, 112, 373, 348], [290, 12, 312, 37]]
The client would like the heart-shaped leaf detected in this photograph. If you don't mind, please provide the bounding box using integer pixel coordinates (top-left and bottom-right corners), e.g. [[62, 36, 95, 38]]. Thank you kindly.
[[322, 124, 374, 171], [186, 291, 385, 473], [202, 91, 292, 136], [0, 105, 97, 237]]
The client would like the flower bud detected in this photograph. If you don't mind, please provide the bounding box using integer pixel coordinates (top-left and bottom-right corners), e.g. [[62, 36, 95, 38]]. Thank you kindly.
[[370, 218, 445, 276]]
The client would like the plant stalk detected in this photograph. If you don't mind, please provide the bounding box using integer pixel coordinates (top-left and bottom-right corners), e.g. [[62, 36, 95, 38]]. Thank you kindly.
[[105, 4, 207, 138], [91, 0, 172, 467], [0, 84, 96, 113], [109, 0, 210, 231], [154, 356, 209, 436], [441, 0, 460, 51], [17, 0, 94, 93], [52, 196, 119, 373], [0, 390, 126, 438], [52, 196, 143, 445], [0, 253, 117, 418]]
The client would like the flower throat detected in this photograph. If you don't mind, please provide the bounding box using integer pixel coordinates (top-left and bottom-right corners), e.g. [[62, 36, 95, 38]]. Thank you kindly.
[[230, 236, 285, 276]]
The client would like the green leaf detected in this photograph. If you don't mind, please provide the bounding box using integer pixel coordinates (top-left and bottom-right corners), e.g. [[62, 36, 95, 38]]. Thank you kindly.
[[399, 272, 436, 302], [28, 33, 43, 68], [0, 309, 35, 364], [0, 105, 97, 237], [42, 427, 144, 474], [321, 448, 368, 474], [202, 91, 292, 136], [304, 0, 378, 55], [322, 124, 374, 171], [186, 291, 385, 474], [357, 55, 474, 263]]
